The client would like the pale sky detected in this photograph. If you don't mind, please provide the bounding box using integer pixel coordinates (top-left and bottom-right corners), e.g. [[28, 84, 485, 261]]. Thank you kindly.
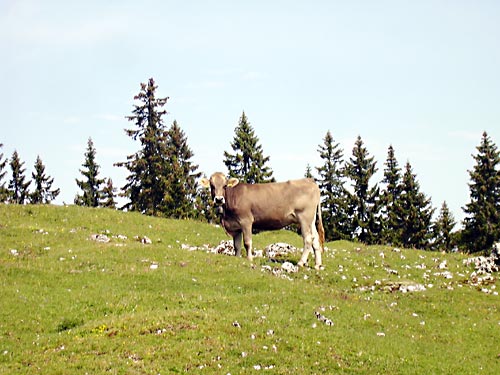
[[1, 0, 499, 225]]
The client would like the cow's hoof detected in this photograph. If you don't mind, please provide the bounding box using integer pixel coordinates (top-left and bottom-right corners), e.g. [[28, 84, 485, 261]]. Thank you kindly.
[[297, 261, 305, 267], [314, 265, 324, 271], [247, 256, 253, 262]]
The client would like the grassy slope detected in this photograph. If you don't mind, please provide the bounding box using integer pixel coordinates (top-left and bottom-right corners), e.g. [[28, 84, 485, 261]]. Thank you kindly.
[[0, 205, 499, 374]]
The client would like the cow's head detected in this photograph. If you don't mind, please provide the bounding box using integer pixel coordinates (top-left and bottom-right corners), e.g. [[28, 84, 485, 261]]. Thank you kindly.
[[200, 172, 239, 211]]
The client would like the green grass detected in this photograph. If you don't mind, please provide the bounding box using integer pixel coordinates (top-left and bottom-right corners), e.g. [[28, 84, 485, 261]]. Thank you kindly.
[[0, 204, 499, 374]]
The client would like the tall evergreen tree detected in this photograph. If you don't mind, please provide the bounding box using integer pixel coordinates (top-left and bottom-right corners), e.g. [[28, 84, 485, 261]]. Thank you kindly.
[[380, 145, 402, 244], [462, 131, 500, 253], [394, 161, 435, 249], [75, 138, 105, 207], [304, 164, 313, 179], [0, 143, 8, 202], [8, 150, 31, 204], [115, 78, 171, 216], [433, 201, 456, 252], [101, 178, 117, 209], [344, 136, 381, 244], [223, 111, 274, 183], [164, 120, 201, 218], [30, 155, 60, 204], [194, 174, 218, 223], [315, 131, 350, 241]]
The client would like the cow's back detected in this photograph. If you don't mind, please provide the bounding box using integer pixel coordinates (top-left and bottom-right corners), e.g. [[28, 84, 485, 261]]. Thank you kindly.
[[224, 179, 320, 230]]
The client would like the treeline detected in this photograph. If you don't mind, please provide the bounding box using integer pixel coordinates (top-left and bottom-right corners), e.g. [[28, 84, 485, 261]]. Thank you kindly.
[[1, 78, 499, 254], [0, 148, 60, 205]]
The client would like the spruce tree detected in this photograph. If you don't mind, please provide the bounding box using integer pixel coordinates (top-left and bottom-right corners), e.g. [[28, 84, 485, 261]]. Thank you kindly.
[[8, 150, 31, 204], [224, 111, 274, 183], [0, 143, 8, 202], [304, 164, 313, 179], [394, 161, 434, 249], [380, 145, 402, 244], [30, 155, 60, 204], [344, 136, 381, 244], [75, 138, 105, 207], [315, 131, 350, 241], [462, 132, 500, 253], [115, 78, 171, 216], [164, 120, 201, 219], [433, 201, 456, 252], [101, 178, 117, 209], [194, 174, 218, 223]]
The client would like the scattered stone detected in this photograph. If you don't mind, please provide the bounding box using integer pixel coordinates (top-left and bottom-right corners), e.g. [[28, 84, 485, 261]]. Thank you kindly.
[[212, 240, 236, 256], [463, 243, 499, 289], [438, 260, 448, 270], [181, 243, 198, 251], [314, 311, 334, 326], [265, 243, 298, 258], [89, 234, 110, 243], [134, 236, 152, 244], [281, 261, 299, 273], [359, 281, 426, 293]]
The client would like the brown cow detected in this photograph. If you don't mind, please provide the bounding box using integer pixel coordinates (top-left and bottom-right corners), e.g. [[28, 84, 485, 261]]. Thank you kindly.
[[200, 172, 325, 269]]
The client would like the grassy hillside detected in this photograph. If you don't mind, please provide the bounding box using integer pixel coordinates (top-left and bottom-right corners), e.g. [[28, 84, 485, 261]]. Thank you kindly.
[[0, 205, 499, 374]]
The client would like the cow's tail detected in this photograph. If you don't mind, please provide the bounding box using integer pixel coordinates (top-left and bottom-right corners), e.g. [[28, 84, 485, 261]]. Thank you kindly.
[[316, 201, 325, 252]]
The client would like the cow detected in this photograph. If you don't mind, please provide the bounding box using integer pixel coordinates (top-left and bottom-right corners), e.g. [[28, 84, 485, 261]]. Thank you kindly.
[[200, 172, 325, 270]]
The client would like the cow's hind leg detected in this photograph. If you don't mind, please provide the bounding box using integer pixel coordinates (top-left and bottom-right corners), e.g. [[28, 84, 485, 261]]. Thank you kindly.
[[233, 232, 243, 257], [298, 222, 313, 268], [311, 224, 323, 270], [298, 217, 323, 270]]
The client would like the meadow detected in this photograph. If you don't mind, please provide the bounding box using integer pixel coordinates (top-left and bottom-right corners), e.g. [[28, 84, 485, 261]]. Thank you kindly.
[[0, 205, 499, 374]]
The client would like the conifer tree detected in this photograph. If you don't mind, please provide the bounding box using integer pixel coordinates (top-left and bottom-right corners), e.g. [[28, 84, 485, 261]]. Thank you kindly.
[[163, 120, 201, 218], [30, 155, 60, 204], [115, 78, 171, 216], [224, 111, 274, 183], [8, 150, 31, 204], [394, 161, 434, 249], [101, 178, 117, 209], [194, 175, 218, 223], [315, 131, 350, 241], [433, 201, 456, 252], [462, 131, 500, 253], [75, 138, 105, 207], [304, 164, 313, 179], [344, 136, 381, 244], [380, 145, 402, 244], [0, 143, 8, 202]]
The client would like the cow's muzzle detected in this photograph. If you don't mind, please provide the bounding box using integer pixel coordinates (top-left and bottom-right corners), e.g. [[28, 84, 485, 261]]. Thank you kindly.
[[213, 196, 225, 215], [214, 196, 225, 206]]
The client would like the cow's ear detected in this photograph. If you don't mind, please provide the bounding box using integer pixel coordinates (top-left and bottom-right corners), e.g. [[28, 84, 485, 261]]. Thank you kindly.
[[227, 178, 239, 187], [200, 178, 210, 188]]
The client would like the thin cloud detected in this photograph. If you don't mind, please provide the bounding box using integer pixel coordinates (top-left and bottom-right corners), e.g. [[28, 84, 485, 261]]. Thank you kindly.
[[184, 80, 226, 90], [448, 130, 483, 142], [1, 1, 129, 46], [63, 116, 83, 125], [94, 114, 124, 122], [241, 71, 264, 81]]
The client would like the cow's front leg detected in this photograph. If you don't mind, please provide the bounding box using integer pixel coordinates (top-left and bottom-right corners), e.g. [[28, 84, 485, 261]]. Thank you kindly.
[[242, 226, 253, 261], [233, 232, 243, 257]]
